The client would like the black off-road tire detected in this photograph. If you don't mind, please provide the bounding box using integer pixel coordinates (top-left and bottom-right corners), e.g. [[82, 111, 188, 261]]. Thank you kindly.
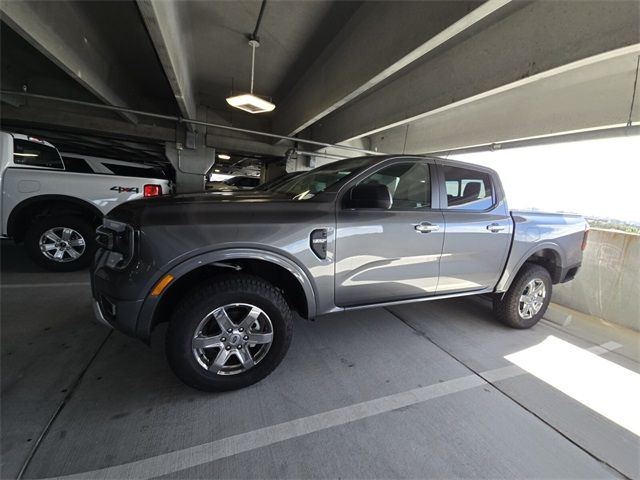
[[166, 275, 293, 392], [24, 215, 96, 272], [493, 263, 552, 329]]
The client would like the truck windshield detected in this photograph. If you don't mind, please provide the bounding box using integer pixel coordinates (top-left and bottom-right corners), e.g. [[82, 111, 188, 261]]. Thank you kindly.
[[270, 156, 375, 199]]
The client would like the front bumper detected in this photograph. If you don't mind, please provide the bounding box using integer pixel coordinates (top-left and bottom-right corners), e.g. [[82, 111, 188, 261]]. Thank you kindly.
[[91, 286, 146, 337], [92, 300, 113, 329], [91, 248, 150, 338]]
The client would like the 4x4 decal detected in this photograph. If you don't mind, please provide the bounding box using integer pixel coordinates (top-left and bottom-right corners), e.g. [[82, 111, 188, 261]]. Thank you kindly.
[[110, 186, 139, 193]]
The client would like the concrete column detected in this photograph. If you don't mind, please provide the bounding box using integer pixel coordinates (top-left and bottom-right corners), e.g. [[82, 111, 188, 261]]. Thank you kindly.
[[165, 141, 215, 193], [263, 162, 287, 182], [165, 107, 215, 193]]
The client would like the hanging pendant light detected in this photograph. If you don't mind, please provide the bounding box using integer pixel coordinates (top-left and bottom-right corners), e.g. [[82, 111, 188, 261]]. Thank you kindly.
[[226, 39, 275, 114]]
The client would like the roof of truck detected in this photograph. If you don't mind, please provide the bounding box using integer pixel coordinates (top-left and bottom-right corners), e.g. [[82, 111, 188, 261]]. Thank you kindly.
[[3, 131, 57, 150]]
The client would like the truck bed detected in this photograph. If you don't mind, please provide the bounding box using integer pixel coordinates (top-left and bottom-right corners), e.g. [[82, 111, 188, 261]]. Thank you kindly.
[[495, 210, 587, 292]]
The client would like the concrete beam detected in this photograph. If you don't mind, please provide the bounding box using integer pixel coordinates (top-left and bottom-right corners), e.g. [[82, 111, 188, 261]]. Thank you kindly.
[[205, 132, 290, 158], [0, 104, 175, 142], [366, 48, 640, 154], [0, 100, 289, 160], [273, 0, 508, 137], [309, 0, 640, 145], [137, 0, 197, 128], [0, 1, 139, 123]]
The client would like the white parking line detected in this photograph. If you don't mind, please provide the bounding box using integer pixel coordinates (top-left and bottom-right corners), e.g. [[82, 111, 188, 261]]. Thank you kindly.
[[1, 282, 91, 289], [40, 341, 621, 480]]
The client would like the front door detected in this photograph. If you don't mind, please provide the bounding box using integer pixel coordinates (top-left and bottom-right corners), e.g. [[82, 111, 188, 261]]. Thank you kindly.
[[335, 160, 444, 307]]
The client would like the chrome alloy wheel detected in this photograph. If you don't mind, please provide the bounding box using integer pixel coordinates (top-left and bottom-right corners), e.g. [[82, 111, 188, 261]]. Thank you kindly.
[[518, 279, 546, 320], [38, 227, 86, 263], [192, 303, 274, 375]]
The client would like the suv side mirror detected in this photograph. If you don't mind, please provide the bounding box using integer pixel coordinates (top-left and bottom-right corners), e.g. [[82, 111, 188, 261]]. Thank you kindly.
[[345, 183, 392, 209]]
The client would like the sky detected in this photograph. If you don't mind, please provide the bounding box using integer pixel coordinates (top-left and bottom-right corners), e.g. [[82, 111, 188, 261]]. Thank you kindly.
[[449, 134, 640, 223]]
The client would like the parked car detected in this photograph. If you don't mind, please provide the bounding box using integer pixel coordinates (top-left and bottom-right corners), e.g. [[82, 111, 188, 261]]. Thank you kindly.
[[206, 175, 260, 191], [91, 155, 588, 391], [0, 132, 172, 271]]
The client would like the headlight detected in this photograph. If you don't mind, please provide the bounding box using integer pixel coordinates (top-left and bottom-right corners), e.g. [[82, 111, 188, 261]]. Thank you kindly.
[[96, 219, 137, 270]]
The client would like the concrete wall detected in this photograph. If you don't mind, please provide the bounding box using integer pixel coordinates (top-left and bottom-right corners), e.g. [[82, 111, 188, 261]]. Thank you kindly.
[[552, 229, 640, 332]]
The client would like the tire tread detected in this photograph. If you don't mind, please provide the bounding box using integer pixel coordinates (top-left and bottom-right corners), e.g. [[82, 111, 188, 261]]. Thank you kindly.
[[166, 274, 292, 392], [493, 263, 552, 329]]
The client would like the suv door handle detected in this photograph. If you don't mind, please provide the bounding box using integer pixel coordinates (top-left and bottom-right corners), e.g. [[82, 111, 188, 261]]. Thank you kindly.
[[414, 222, 440, 233], [487, 223, 505, 233]]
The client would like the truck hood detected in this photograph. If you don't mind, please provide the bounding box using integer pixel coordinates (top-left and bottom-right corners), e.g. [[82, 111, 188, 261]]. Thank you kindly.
[[106, 190, 311, 227]]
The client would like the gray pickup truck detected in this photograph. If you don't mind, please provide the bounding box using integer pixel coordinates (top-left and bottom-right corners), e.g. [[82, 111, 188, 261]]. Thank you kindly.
[[91, 155, 588, 391]]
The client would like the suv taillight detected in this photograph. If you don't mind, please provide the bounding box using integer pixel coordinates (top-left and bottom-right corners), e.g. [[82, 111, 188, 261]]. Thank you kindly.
[[144, 184, 162, 197], [581, 227, 590, 251]]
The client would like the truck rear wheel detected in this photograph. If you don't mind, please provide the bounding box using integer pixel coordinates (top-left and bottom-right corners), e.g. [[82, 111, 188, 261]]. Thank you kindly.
[[166, 275, 293, 392], [24, 215, 96, 272], [493, 263, 552, 329]]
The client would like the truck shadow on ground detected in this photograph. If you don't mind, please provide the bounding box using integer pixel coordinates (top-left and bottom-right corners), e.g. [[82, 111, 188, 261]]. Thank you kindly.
[[1, 241, 47, 274]]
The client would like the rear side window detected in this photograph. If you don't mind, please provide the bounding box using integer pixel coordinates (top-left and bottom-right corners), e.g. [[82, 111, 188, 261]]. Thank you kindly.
[[62, 156, 94, 174], [443, 165, 494, 211], [13, 139, 63, 169]]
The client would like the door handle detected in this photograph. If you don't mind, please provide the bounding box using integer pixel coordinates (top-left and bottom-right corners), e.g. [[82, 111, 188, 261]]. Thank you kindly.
[[414, 222, 440, 233], [487, 223, 505, 233]]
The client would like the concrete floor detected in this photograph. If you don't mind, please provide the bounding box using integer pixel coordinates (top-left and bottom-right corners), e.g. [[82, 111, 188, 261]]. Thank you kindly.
[[1, 242, 639, 479]]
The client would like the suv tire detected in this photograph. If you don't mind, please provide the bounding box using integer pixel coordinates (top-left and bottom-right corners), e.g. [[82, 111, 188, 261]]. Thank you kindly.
[[493, 263, 552, 329], [25, 215, 96, 272], [166, 275, 293, 392]]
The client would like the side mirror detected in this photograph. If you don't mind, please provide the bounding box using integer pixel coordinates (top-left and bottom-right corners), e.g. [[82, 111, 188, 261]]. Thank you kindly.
[[345, 183, 392, 209]]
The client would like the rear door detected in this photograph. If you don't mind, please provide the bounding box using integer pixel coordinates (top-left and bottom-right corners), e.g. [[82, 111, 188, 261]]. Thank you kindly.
[[335, 159, 445, 306], [436, 162, 512, 293]]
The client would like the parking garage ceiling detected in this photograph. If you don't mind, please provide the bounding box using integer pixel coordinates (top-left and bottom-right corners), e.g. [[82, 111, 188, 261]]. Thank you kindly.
[[1, 0, 639, 157]]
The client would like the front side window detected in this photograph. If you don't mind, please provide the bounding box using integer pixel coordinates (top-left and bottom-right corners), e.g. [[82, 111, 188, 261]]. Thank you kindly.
[[360, 162, 431, 209], [13, 139, 63, 169], [271, 156, 375, 200], [443, 165, 494, 210]]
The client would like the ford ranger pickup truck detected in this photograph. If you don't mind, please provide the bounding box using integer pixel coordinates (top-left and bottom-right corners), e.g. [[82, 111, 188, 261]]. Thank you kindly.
[[0, 132, 171, 271], [91, 155, 588, 391]]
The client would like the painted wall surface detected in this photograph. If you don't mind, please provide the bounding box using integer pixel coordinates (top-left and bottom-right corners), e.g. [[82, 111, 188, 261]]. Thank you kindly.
[[553, 229, 640, 331]]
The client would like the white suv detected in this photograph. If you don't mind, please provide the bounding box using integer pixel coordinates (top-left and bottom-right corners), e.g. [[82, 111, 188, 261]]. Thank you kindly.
[[0, 132, 172, 271]]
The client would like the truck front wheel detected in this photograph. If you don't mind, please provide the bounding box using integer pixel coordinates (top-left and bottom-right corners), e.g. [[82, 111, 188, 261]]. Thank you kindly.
[[493, 263, 552, 329], [166, 275, 293, 392], [24, 215, 96, 272]]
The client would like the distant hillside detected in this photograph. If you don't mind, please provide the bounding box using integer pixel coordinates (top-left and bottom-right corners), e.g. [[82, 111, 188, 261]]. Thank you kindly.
[[586, 218, 640, 234]]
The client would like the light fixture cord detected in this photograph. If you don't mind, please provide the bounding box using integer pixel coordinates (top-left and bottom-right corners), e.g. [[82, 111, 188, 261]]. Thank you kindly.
[[250, 43, 256, 94]]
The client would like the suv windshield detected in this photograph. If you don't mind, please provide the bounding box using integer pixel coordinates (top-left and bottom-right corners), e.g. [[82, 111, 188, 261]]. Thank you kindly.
[[271, 156, 375, 199]]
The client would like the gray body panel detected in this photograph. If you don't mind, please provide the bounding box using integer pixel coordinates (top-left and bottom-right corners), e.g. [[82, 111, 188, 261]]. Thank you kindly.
[[438, 207, 512, 293], [91, 155, 586, 341], [495, 210, 587, 292]]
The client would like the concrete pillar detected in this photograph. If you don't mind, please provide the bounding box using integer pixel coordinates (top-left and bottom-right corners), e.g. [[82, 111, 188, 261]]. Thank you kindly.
[[165, 106, 216, 193], [285, 153, 309, 172], [165, 141, 215, 193], [263, 162, 287, 182]]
